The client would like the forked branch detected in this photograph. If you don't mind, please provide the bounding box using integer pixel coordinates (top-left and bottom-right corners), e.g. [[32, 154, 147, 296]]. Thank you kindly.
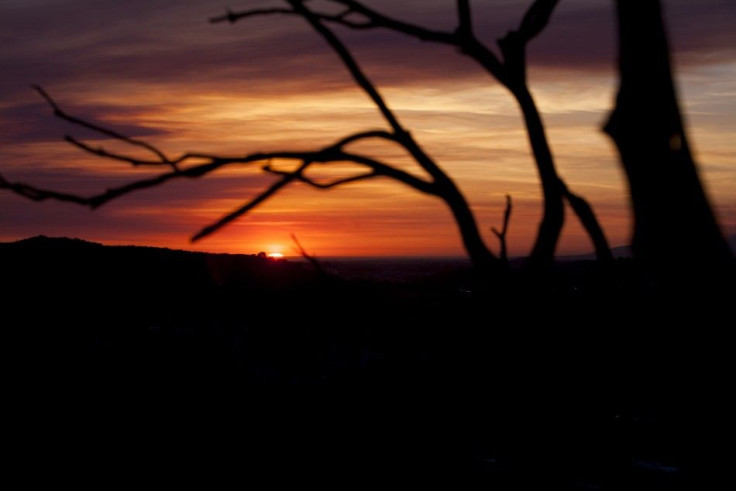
[[1, 88, 438, 243], [3, 1, 507, 269], [212, 1, 610, 267], [492, 195, 513, 264], [33, 85, 173, 168]]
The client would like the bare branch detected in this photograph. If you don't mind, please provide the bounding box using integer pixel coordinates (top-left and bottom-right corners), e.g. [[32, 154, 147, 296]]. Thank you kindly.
[[65, 136, 169, 167], [492, 195, 512, 264], [328, 1, 458, 44], [287, 0, 401, 133], [210, 3, 505, 88], [209, 2, 502, 182], [517, 0, 560, 43], [1, 142, 438, 212], [497, 0, 560, 87], [291, 233, 329, 277], [559, 181, 613, 262], [457, 0, 473, 36], [5, 86, 437, 213], [191, 163, 308, 242], [328, 1, 504, 80], [1, 160, 231, 210], [4, 5, 501, 268], [4, 87, 438, 245], [287, 1, 452, 186], [213, 1, 458, 44], [335, 151, 436, 194], [210, 5, 374, 29], [33, 85, 173, 167], [264, 164, 378, 189], [304, 171, 377, 189], [210, 1, 507, 79], [0, 172, 97, 206], [210, 7, 294, 24]]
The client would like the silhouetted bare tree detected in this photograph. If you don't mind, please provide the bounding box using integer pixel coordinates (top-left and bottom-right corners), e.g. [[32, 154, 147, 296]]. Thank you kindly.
[[1, 0, 620, 270], [212, 0, 612, 266], [605, 0, 733, 273]]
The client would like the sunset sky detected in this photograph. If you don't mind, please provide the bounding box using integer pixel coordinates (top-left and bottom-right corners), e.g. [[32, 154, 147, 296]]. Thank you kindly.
[[1, 0, 734, 257]]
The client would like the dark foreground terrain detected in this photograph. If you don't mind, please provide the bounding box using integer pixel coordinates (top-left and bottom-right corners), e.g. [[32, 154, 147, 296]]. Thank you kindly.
[[3, 236, 732, 488]]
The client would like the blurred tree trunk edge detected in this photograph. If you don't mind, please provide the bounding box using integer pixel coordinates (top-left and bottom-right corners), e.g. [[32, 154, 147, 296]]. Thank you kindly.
[[605, 0, 732, 275]]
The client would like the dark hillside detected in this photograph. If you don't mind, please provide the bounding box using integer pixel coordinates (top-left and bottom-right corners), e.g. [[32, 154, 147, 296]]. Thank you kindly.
[[3, 236, 731, 489]]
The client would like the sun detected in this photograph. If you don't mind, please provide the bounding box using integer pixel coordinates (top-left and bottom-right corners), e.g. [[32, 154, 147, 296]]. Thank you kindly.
[[263, 244, 286, 259]]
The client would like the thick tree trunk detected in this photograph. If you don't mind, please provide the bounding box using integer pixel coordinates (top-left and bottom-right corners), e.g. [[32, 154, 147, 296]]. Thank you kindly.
[[605, 0, 732, 271]]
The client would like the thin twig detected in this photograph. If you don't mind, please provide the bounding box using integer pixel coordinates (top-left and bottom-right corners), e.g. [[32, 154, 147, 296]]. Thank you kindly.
[[264, 165, 378, 189], [33, 85, 173, 168], [191, 163, 308, 242], [65, 136, 168, 167], [492, 195, 512, 264], [291, 233, 328, 277]]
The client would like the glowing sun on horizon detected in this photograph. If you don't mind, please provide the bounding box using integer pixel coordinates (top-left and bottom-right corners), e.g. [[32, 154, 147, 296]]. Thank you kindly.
[[267, 252, 284, 259]]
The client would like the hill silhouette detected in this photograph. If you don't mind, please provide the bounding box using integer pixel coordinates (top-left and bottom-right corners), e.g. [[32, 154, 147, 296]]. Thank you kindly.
[[2, 235, 313, 290], [3, 236, 730, 488]]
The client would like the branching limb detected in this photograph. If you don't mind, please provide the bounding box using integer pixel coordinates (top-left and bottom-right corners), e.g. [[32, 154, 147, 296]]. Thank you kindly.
[[287, 0, 453, 187], [65, 136, 174, 167], [0, 172, 95, 206], [497, 0, 560, 88], [1, 141, 435, 208], [3, 87, 441, 244], [212, 2, 457, 44], [264, 164, 378, 189], [1, 159, 228, 209], [213, 2, 450, 183], [210, 7, 294, 24], [457, 0, 473, 36], [559, 181, 613, 262], [335, 151, 436, 194], [210, 6, 373, 29], [516, 0, 560, 43], [5, 3, 504, 269], [192, 162, 308, 242], [211, 2, 494, 184], [33, 85, 175, 169], [328, 0, 458, 44], [492, 195, 512, 264]]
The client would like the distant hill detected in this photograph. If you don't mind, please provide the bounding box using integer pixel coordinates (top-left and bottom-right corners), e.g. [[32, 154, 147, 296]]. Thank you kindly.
[[0, 235, 314, 294]]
